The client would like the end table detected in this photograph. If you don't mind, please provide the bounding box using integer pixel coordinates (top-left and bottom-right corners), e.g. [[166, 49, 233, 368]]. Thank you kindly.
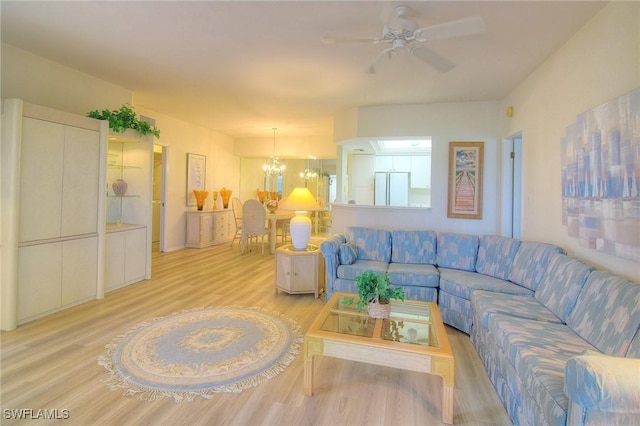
[[275, 244, 325, 298]]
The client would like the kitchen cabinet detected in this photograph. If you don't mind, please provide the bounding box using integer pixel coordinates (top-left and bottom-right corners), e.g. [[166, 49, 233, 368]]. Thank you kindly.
[[410, 156, 431, 188], [349, 154, 374, 204], [185, 210, 234, 248], [275, 244, 324, 298], [374, 155, 411, 172]]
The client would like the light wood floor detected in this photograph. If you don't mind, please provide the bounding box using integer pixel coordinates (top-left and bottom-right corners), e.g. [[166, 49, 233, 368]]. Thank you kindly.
[[1, 238, 511, 426]]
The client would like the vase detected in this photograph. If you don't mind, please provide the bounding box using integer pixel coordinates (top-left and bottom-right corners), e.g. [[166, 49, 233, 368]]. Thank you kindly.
[[267, 205, 277, 214], [220, 187, 232, 209], [193, 190, 209, 211], [367, 298, 391, 319], [112, 179, 128, 196]]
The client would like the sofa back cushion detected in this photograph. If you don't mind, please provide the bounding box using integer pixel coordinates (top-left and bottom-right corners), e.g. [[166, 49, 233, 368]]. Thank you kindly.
[[436, 232, 479, 271], [534, 253, 593, 322], [566, 271, 640, 356], [391, 230, 437, 264], [345, 227, 392, 263], [475, 235, 521, 280], [509, 241, 566, 291]]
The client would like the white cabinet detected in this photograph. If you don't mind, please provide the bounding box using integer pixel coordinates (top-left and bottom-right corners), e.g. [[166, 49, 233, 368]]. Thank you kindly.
[[9, 105, 105, 326], [19, 237, 99, 322], [185, 210, 234, 248], [410, 156, 431, 189], [349, 154, 374, 204], [275, 244, 325, 298], [186, 211, 214, 248], [106, 226, 147, 291], [213, 210, 233, 244], [19, 118, 100, 242], [375, 155, 411, 172]]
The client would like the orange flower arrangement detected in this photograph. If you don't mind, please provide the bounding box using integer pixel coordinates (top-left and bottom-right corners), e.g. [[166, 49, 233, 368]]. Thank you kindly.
[[193, 190, 209, 211], [220, 187, 232, 209]]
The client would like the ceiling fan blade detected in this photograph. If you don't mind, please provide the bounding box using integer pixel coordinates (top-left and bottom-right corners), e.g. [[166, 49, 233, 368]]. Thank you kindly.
[[410, 45, 455, 73], [322, 36, 382, 45], [366, 47, 394, 74], [414, 16, 486, 42]]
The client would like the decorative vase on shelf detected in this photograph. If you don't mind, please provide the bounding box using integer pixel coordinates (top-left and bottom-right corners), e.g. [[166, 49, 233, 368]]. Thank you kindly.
[[112, 179, 128, 196]]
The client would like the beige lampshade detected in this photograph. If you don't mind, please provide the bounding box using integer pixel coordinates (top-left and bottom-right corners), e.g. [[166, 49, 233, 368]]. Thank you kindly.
[[279, 187, 319, 211]]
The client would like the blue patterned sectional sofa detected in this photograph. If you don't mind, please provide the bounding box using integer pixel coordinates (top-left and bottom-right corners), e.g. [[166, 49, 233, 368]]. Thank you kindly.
[[319, 226, 640, 426]]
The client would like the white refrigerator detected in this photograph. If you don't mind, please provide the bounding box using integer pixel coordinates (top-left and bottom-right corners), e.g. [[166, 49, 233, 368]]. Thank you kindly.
[[374, 172, 409, 206]]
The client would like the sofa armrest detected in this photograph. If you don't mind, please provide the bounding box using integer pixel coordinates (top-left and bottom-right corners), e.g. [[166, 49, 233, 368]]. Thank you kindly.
[[320, 234, 346, 301], [565, 351, 640, 424]]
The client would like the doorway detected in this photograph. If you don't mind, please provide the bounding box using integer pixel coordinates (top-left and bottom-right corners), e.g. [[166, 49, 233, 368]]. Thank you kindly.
[[152, 144, 168, 252], [502, 134, 522, 238]]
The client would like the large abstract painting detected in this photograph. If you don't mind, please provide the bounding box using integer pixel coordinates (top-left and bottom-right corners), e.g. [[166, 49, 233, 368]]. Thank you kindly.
[[561, 88, 639, 262]]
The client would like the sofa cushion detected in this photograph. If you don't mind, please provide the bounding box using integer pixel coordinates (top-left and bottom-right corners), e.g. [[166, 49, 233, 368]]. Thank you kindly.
[[509, 241, 566, 291], [436, 232, 479, 271], [439, 268, 533, 301], [337, 259, 388, 280], [387, 263, 439, 287], [566, 271, 640, 357], [471, 290, 562, 329], [345, 227, 391, 262], [391, 230, 437, 264], [338, 242, 358, 265], [534, 253, 593, 323], [475, 235, 521, 280], [487, 314, 597, 426]]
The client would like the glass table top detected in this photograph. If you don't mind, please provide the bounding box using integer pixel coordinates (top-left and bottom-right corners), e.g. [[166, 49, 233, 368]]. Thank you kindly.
[[317, 294, 438, 348]]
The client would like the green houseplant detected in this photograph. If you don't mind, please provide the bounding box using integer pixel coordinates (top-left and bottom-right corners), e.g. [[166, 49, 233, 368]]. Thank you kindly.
[[87, 104, 160, 138], [351, 271, 405, 318]]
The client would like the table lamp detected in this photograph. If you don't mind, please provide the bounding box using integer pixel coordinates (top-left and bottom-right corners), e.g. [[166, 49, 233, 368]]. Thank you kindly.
[[279, 187, 319, 250]]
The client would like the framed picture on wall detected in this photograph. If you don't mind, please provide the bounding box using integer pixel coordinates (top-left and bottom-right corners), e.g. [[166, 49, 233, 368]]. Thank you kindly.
[[186, 153, 206, 206], [447, 141, 484, 219]]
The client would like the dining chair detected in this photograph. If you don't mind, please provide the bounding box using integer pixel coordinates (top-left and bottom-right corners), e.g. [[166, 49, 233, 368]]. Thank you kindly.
[[274, 197, 290, 244], [230, 197, 243, 247], [241, 199, 269, 255]]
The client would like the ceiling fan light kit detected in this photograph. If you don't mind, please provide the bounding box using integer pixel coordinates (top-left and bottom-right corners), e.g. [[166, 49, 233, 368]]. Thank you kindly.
[[326, 5, 486, 74]]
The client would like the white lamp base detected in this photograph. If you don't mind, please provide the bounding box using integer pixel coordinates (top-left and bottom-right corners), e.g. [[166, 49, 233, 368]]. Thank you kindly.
[[289, 211, 311, 250]]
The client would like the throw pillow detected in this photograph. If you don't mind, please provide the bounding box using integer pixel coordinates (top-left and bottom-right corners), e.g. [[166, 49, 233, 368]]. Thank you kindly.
[[339, 242, 358, 265]]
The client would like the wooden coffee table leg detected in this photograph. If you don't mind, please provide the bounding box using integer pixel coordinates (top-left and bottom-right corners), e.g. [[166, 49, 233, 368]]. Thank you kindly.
[[442, 383, 454, 424], [304, 355, 314, 395], [303, 337, 323, 396]]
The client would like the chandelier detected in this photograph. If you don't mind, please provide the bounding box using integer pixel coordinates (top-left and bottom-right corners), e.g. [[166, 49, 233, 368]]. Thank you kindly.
[[300, 157, 318, 182], [263, 128, 285, 176]]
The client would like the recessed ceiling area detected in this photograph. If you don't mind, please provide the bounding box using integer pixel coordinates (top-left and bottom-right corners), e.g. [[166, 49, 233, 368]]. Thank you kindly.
[[0, 1, 608, 139]]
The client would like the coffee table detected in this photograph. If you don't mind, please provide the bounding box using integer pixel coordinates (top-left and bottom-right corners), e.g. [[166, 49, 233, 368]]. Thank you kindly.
[[304, 292, 455, 424]]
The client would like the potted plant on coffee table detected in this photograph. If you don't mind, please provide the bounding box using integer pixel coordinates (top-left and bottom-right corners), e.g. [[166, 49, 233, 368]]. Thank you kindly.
[[352, 271, 405, 319]]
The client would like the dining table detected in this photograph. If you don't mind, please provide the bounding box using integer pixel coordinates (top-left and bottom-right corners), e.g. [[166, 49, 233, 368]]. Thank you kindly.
[[241, 209, 294, 254], [265, 210, 294, 253]]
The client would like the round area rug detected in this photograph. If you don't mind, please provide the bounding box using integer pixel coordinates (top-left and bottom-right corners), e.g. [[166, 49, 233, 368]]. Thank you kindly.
[[98, 306, 303, 402]]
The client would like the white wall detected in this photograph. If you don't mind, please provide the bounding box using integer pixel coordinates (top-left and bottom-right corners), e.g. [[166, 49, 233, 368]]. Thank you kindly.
[[502, 2, 640, 281], [2, 44, 241, 253], [334, 101, 503, 236], [135, 106, 238, 251]]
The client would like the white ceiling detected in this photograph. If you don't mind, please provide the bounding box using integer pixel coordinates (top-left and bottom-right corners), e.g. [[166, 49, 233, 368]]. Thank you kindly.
[[1, 1, 607, 140]]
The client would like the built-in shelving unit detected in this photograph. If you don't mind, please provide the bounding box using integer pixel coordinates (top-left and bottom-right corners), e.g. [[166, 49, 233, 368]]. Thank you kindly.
[[105, 130, 153, 291]]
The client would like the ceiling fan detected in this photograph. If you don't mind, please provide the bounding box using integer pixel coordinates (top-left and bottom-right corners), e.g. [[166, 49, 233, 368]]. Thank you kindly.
[[322, 5, 486, 74]]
